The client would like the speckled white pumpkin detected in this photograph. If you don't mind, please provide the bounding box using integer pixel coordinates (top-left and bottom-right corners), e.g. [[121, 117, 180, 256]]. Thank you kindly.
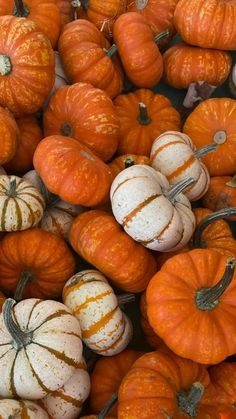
[[110, 165, 196, 252], [150, 131, 211, 201], [0, 399, 49, 418], [63, 270, 133, 355]]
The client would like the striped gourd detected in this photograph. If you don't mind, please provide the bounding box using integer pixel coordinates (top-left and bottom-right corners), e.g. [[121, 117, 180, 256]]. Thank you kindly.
[[150, 131, 214, 201], [0, 175, 45, 231], [0, 298, 83, 400], [41, 358, 90, 419], [0, 399, 49, 418], [110, 165, 196, 252], [63, 270, 133, 355]]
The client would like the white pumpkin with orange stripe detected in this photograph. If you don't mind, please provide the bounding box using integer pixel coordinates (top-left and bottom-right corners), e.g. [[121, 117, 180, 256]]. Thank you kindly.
[[63, 270, 133, 356], [110, 165, 196, 252], [150, 131, 215, 201], [41, 358, 90, 419], [0, 399, 49, 418], [0, 298, 83, 400]]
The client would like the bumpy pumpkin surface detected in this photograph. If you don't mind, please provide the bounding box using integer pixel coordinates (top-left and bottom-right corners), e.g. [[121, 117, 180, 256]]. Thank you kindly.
[[0, 107, 19, 165], [0, 399, 49, 418], [203, 176, 236, 221]]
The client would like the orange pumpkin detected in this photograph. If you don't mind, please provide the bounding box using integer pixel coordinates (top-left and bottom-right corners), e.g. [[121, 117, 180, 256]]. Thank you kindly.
[[69, 210, 157, 292], [183, 98, 236, 176], [56, 0, 74, 26], [203, 362, 236, 410], [0, 16, 55, 117], [4, 116, 42, 174], [0, 107, 19, 165], [58, 19, 124, 98], [114, 89, 181, 156], [203, 176, 236, 221], [113, 12, 164, 88], [109, 154, 149, 177], [33, 135, 113, 207], [163, 43, 232, 89], [0, 291, 5, 312], [140, 292, 164, 350], [43, 83, 119, 162], [0, 0, 61, 49], [174, 0, 236, 50]]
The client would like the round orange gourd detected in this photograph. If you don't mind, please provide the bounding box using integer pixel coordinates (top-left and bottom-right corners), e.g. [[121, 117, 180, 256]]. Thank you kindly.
[[33, 136, 113, 207], [140, 292, 164, 349], [203, 362, 236, 410], [183, 98, 236, 176], [114, 89, 181, 156], [0, 107, 19, 165], [203, 176, 236, 221], [163, 43, 232, 89], [69, 210, 157, 292], [174, 0, 236, 50], [109, 154, 149, 177]]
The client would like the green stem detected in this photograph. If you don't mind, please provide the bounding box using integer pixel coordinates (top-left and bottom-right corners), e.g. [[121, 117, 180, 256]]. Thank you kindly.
[[124, 156, 135, 169], [177, 382, 205, 418], [97, 392, 118, 419], [3, 299, 33, 349], [14, 0, 29, 17], [0, 55, 12, 76], [7, 178, 17, 197], [61, 123, 73, 137], [117, 293, 135, 306], [138, 103, 152, 125], [154, 30, 169, 44], [194, 143, 217, 159], [14, 270, 35, 302], [105, 44, 118, 58], [164, 177, 196, 202], [80, 0, 89, 10]]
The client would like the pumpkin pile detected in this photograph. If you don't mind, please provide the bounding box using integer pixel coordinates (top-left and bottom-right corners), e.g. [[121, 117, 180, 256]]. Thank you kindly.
[[0, 0, 235, 418]]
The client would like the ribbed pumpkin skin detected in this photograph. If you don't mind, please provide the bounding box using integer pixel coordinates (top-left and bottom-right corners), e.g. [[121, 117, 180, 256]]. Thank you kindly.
[[33, 136, 113, 207], [0, 107, 19, 165], [0, 0, 61, 48], [0, 16, 55, 117], [43, 83, 119, 162], [109, 154, 150, 177], [203, 176, 236, 221], [203, 362, 236, 408], [56, 0, 74, 26], [0, 228, 76, 299], [163, 43, 232, 89], [0, 399, 49, 418], [174, 0, 236, 50], [85, 0, 127, 38], [114, 89, 181, 156], [113, 12, 163, 88], [69, 210, 157, 292], [139, 292, 164, 350], [183, 98, 236, 176], [58, 20, 124, 99]]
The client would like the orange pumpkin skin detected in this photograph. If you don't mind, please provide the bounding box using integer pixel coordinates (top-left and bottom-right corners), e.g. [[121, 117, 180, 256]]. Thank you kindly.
[[114, 89, 181, 156], [174, 0, 236, 50], [0, 291, 5, 312], [33, 136, 113, 207], [58, 19, 124, 99], [43, 83, 119, 162], [113, 12, 164, 88], [0, 228, 76, 299], [56, 0, 74, 26], [183, 98, 236, 176], [0, 107, 19, 165], [0, 0, 61, 49], [140, 292, 164, 349], [69, 210, 157, 292], [147, 249, 236, 364], [163, 43, 232, 89], [109, 154, 150, 177], [203, 362, 236, 409], [90, 349, 143, 415], [203, 176, 236, 221], [0, 16, 55, 118], [4, 116, 43, 174]]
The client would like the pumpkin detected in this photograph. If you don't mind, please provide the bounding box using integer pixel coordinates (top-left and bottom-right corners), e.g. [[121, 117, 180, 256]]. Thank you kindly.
[[203, 362, 236, 410], [41, 358, 91, 419], [0, 227, 76, 299], [69, 210, 157, 292], [113, 12, 165, 88], [114, 89, 181, 156], [56, 0, 74, 27], [229, 63, 236, 97], [139, 292, 164, 350], [111, 165, 196, 251], [63, 270, 133, 355], [4, 116, 43, 174], [183, 98, 236, 176], [58, 19, 124, 99], [0, 298, 82, 399], [0, 399, 49, 418], [0, 16, 55, 117], [150, 131, 214, 201], [43, 83, 119, 162], [163, 43, 232, 89], [89, 349, 143, 415], [43, 51, 69, 109], [0, 0, 61, 49], [0, 291, 5, 313], [0, 175, 45, 231], [203, 176, 236, 221], [0, 107, 19, 165], [174, 0, 236, 50], [147, 249, 236, 364], [33, 136, 113, 207], [109, 154, 150, 177]]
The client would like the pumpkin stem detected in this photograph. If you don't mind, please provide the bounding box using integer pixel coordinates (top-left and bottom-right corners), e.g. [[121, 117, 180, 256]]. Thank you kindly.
[[226, 175, 236, 187], [97, 392, 118, 419], [164, 177, 196, 202], [14, 270, 35, 302], [117, 293, 135, 306], [0, 54, 12, 76], [195, 258, 235, 311], [14, 0, 30, 17], [3, 299, 33, 349], [124, 156, 135, 168], [79, 0, 89, 10], [6, 178, 17, 197], [194, 143, 217, 159], [213, 130, 227, 145], [105, 44, 118, 58], [192, 207, 236, 248], [153, 30, 169, 44], [138, 103, 152, 125], [135, 0, 148, 10], [61, 123, 73, 137], [177, 382, 205, 417]]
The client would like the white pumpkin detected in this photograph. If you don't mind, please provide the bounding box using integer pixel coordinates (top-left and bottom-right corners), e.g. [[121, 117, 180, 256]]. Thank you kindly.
[[0, 175, 45, 231], [63, 270, 133, 355], [150, 131, 213, 201], [110, 165, 196, 252], [41, 358, 90, 419], [229, 63, 236, 98], [0, 399, 49, 418], [43, 51, 69, 109], [0, 298, 83, 400]]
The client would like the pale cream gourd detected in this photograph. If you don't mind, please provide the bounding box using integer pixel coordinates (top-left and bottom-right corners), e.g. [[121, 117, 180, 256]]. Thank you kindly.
[[229, 63, 236, 98], [41, 358, 90, 419], [150, 131, 214, 201], [43, 51, 69, 109], [63, 270, 133, 355], [110, 165, 196, 252], [0, 399, 49, 418], [0, 298, 83, 400], [0, 175, 45, 231]]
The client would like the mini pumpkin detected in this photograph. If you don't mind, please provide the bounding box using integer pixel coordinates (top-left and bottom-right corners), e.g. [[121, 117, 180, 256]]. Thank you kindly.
[[109, 154, 150, 177], [0, 399, 49, 418], [0, 106, 19, 165], [203, 362, 236, 410], [203, 176, 236, 221]]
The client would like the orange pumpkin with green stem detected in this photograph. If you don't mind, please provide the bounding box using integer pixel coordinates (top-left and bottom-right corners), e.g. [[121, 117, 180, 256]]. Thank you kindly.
[[203, 176, 236, 221], [109, 154, 149, 177]]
